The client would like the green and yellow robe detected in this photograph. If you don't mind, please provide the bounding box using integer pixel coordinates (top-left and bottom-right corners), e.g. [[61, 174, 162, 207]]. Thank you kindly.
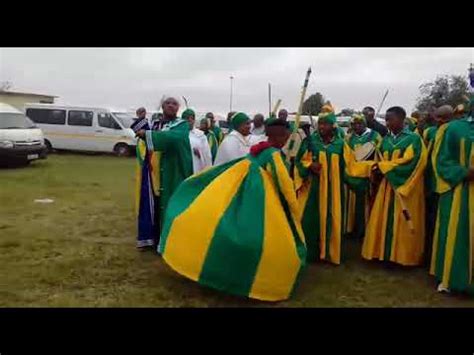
[[362, 129, 427, 266], [430, 116, 474, 293], [295, 134, 372, 264], [345, 129, 382, 239], [211, 125, 224, 145], [145, 119, 194, 234], [205, 130, 218, 163], [423, 125, 439, 264], [405, 116, 418, 132], [158, 144, 306, 302]]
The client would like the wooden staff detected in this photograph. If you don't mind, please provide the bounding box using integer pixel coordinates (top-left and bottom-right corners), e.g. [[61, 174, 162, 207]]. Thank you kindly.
[[289, 67, 312, 158], [271, 99, 282, 117], [268, 83, 272, 118]]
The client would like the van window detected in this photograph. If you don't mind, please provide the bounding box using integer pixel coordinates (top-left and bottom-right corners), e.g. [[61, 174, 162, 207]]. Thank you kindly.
[[26, 108, 66, 125], [68, 111, 93, 127], [98, 113, 121, 129]]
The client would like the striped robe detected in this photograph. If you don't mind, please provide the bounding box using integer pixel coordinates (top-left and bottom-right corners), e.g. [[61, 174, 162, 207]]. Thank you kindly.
[[158, 145, 306, 301], [430, 116, 474, 293]]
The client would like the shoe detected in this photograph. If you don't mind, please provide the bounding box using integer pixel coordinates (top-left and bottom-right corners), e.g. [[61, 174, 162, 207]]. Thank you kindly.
[[437, 283, 450, 293]]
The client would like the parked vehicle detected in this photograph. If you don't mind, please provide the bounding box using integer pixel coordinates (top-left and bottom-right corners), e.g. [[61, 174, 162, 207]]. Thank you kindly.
[[24, 104, 137, 156], [0, 103, 47, 165]]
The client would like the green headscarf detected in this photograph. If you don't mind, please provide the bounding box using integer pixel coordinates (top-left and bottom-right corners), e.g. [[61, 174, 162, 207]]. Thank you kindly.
[[318, 112, 337, 125], [182, 108, 195, 120], [351, 113, 366, 124], [231, 112, 250, 129]]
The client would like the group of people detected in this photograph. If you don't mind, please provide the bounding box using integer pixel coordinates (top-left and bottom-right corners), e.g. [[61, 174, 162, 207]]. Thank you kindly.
[[130, 94, 473, 302]]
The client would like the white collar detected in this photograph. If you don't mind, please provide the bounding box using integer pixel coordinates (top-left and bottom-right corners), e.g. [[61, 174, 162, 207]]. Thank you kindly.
[[354, 127, 372, 137], [230, 130, 252, 146]]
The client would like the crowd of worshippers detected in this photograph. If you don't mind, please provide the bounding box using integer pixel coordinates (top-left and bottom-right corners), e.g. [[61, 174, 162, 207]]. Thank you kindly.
[[130, 96, 474, 301]]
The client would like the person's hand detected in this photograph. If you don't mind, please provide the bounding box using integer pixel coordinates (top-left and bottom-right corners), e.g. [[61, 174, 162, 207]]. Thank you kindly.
[[309, 162, 322, 175], [370, 164, 383, 183], [193, 148, 201, 159], [466, 168, 474, 182], [136, 129, 146, 139]]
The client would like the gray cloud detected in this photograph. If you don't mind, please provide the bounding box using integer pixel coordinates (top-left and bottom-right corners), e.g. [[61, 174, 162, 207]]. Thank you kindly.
[[1, 47, 472, 116]]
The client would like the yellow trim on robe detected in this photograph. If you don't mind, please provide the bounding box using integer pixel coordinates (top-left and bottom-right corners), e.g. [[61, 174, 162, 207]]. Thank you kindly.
[[346, 190, 356, 234], [441, 184, 462, 288], [163, 160, 251, 281], [343, 143, 375, 178], [271, 151, 305, 242], [330, 154, 342, 264], [150, 152, 161, 196], [295, 150, 313, 192], [430, 206, 442, 275], [396, 139, 427, 197], [470, 145, 474, 282], [319, 151, 329, 261], [249, 169, 302, 301], [432, 124, 452, 194], [378, 146, 414, 175]]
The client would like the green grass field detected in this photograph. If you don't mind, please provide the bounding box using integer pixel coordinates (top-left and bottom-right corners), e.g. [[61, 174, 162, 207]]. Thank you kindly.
[[1, 153, 473, 307]]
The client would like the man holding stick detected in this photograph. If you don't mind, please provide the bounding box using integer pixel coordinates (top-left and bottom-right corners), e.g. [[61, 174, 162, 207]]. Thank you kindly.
[[362, 106, 427, 266]]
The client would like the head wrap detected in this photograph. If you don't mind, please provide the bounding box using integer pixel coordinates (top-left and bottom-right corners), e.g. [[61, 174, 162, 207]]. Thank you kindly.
[[318, 112, 337, 125], [321, 102, 335, 113], [435, 105, 454, 117], [231, 112, 250, 129], [200, 117, 211, 126], [351, 113, 366, 124], [264, 117, 290, 129], [181, 108, 195, 120]]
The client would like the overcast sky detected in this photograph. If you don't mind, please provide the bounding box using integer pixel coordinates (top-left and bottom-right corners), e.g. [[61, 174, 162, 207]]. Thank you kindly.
[[0, 48, 472, 116]]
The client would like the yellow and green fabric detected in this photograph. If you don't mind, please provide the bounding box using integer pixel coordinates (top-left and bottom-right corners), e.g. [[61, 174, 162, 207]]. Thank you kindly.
[[430, 116, 474, 294], [206, 130, 218, 163], [145, 119, 194, 231], [405, 116, 418, 132], [158, 146, 306, 301], [295, 133, 373, 264], [344, 128, 382, 239], [422, 125, 439, 263], [211, 125, 224, 145], [362, 129, 428, 266]]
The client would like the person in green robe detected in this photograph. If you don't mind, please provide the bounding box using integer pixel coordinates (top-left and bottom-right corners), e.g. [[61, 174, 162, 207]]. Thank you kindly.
[[206, 112, 224, 145], [421, 106, 451, 265], [344, 114, 382, 239], [362, 106, 428, 266], [157, 118, 306, 302], [200, 117, 218, 163], [295, 112, 373, 264], [406, 111, 421, 133], [430, 99, 474, 294], [135, 97, 194, 250]]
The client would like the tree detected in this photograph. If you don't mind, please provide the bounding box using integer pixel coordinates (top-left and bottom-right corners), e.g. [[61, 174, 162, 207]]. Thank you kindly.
[[302, 92, 325, 115], [416, 75, 469, 112]]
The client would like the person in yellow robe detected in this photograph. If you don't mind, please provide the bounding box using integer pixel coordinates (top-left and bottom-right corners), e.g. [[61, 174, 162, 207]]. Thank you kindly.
[[295, 112, 373, 264], [362, 106, 428, 266]]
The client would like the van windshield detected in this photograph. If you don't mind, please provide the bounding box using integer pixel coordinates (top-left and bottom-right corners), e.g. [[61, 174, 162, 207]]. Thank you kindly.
[[113, 113, 135, 128], [0, 112, 36, 129]]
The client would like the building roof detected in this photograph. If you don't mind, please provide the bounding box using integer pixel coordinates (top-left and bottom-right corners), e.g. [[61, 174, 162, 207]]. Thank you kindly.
[[0, 102, 23, 114], [0, 90, 58, 98]]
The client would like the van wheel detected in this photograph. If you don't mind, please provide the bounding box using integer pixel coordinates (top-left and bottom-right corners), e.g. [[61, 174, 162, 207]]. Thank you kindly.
[[44, 140, 53, 153], [114, 143, 131, 157]]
